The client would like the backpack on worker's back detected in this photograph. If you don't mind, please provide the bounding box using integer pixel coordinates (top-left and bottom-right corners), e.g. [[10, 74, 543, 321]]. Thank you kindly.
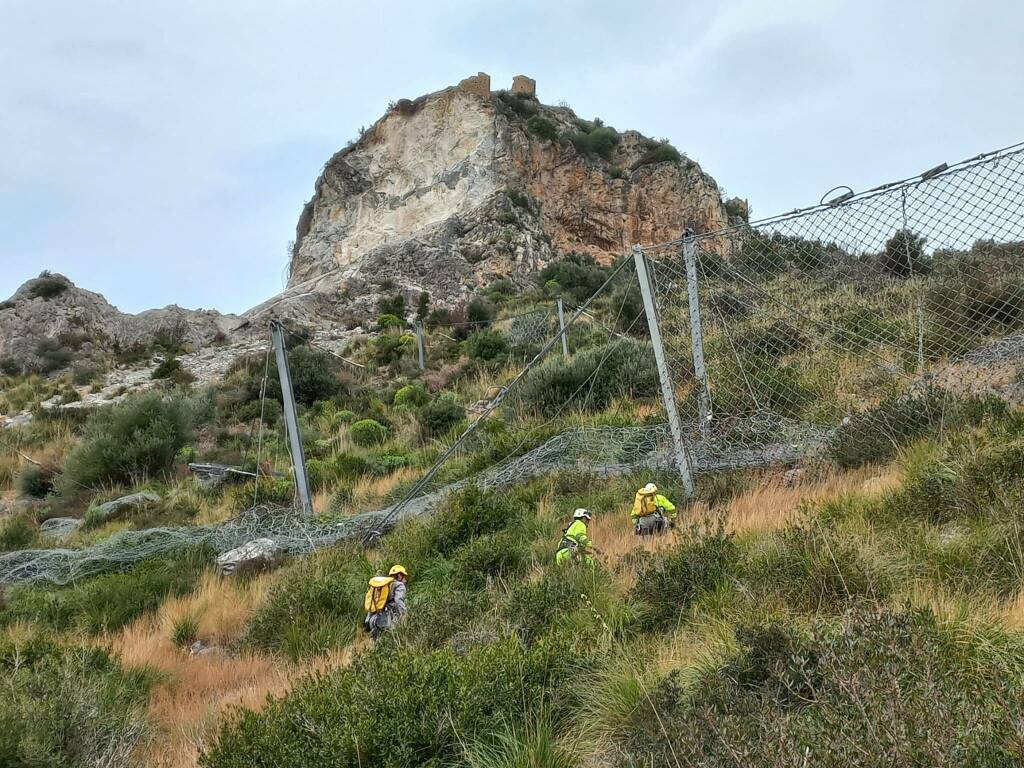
[[364, 575, 395, 612]]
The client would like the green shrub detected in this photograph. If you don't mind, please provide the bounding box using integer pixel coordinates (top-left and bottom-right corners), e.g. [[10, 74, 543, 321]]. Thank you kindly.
[[510, 338, 659, 416], [431, 485, 519, 556], [419, 395, 465, 438], [2, 546, 212, 634], [349, 418, 388, 447], [506, 190, 532, 212], [393, 383, 429, 409], [526, 115, 559, 141], [631, 141, 681, 169], [538, 252, 608, 303], [258, 346, 344, 407], [244, 545, 368, 659], [32, 337, 73, 373], [152, 356, 182, 379], [16, 463, 55, 498], [736, 320, 808, 358], [735, 231, 831, 275], [454, 530, 529, 589], [569, 125, 620, 160], [205, 633, 580, 768], [620, 609, 1023, 766], [748, 522, 888, 611], [466, 329, 510, 362], [495, 90, 539, 118], [378, 293, 406, 317], [59, 392, 193, 490], [467, 297, 496, 325], [630, 518, 737, 630], [880, 228, 928, 278], [25, 271, 71, 299], [0, 514, 38, 551], [830, 389, 1004, 468], [0, 634, 150, 768], [377, 313, 404, 330]]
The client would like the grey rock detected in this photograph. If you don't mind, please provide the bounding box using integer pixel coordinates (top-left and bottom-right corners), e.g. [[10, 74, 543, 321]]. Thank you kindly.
[[90, 491, 162, 523], [216, 537, 279, 575], [39, 517, 85, 540]]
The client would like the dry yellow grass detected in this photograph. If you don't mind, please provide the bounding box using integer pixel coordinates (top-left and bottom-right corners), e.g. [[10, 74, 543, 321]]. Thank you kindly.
[[108, 572, 352, 768], [351, 465, 420, 509]]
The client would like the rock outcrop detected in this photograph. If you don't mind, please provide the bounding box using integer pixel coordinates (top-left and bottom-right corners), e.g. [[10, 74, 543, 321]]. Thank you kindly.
[[267, 74, 730, 325], [0, 271, 238, 374]]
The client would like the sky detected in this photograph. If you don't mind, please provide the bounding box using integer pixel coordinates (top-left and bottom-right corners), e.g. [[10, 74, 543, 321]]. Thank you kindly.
[[2, 0, 1022, 315]]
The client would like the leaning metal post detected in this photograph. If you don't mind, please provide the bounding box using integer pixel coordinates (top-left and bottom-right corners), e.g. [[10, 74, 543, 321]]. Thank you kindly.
[[556, 297, 570, 357], [682, 235, 712, 441], [632, 245, 696, 497], [270, 321, 314, 515], [415, 320, 426, 370]]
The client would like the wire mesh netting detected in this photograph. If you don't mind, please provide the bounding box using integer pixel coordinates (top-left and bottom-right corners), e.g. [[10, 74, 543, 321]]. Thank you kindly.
[[642, 142, 1024, 471]]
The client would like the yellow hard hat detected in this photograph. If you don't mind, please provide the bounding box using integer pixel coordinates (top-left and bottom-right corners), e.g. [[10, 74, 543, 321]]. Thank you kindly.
[[389, 564, 408, 577]]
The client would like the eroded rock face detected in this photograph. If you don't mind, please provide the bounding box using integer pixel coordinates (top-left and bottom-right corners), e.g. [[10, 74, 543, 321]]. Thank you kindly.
[[0, 272, 239, 373], [279, 85, 729, 323]]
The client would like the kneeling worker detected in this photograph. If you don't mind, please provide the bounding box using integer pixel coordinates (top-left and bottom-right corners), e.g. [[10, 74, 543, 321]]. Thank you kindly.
[[631, 482, 677, 536], [556, 508, 595, 565], [363, 564, 409, 640]]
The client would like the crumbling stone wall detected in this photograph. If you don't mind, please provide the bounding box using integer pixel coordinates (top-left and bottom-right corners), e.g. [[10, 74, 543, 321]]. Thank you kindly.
[[457, 72, 491, 99], [511, 75, 536, 97]]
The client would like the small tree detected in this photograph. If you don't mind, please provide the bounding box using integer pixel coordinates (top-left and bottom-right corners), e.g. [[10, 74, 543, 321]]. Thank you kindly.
[[415, 291, 430, 322], [881, 229, 928, 278]]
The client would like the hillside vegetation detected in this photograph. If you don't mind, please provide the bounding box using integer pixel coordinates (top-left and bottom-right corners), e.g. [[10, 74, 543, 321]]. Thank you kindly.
[[2, 241, 1024, 767]]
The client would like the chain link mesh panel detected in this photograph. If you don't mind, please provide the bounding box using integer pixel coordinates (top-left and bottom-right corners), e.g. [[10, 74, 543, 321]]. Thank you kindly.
[[643, 143, 1024, 469]]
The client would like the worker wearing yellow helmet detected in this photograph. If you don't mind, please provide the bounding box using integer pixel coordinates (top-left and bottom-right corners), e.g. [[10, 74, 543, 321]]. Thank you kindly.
[[631, 482, 676, 536], [362, 564, 409, 640], [556, 508, 596, 565]]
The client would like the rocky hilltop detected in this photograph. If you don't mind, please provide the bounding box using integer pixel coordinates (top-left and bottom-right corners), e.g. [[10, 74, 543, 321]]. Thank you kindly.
[[266, 72, 735, 325], [1, 73, 738, 382], [0, 271, 237, 376]]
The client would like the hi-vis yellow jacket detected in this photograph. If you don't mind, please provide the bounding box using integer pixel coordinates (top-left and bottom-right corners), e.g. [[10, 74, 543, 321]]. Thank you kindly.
[[631, 490, 677, 523]]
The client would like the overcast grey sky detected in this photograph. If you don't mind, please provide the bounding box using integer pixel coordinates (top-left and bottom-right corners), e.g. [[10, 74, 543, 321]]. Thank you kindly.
[[2, 0, 1022, 314]]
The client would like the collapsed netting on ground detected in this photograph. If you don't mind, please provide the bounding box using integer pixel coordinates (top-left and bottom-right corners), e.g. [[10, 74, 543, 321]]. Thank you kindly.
[[640, 141, 1024, 464], [1, 425, 670, 585]]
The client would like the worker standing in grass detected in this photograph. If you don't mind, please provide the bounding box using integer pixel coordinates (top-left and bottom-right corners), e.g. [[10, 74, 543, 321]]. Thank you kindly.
[[363, 564, 409, 640], [556, 508, 595, 565], [631, 482, 677, 536]]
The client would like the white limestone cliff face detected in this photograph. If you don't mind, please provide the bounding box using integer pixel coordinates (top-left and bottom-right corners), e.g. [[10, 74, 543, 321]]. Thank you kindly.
[[279, 83, 731, 324]]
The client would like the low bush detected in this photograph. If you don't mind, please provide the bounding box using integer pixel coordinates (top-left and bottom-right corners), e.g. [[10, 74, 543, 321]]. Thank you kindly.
[[735, 320, 808, 358], [630, 518, 737, 630], [16, 462, 55, 498], [0, 513, 38, 551], [569, 125, 620, 160], [266, 346, 344, 406], [537, 252, 608, 303], [431, 485, 519, 556], [454, 530, 529, 589], [151, 356, 182, 379], [2, 545, 212, 634], [0, 633, 150, 768], [880, 228, 929, 278], [25, 270, 72, 299], [620, 609, 1023, 766], [735, 231, 832, 275], [349, 418, 388, 447], [378, 293, 406, 317], [510, 338, 660, 417], [244, 545, 368, 659], [830, 389, 1005, 468], [204, 633, 580, 768], [526, 115, 559, 141], [467, 297, 496, 325], [631, 141, 681, 169], [418, 394, 465, 438], [172, 613, 200, 647], [393, 383, 429, 409], [465, 329, 510, 362], [59, 392, 193, 490]]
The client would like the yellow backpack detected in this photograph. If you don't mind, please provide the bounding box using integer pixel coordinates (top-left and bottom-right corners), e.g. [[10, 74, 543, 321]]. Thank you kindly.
[[364, 575, 395, 612], [640, 492, 658, 515]]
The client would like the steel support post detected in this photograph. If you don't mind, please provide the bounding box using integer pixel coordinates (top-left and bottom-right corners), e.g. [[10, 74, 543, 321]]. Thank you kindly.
[[632, 246, 696, 496], [682, 237, 712, 441], [270, 321, 313, 515]]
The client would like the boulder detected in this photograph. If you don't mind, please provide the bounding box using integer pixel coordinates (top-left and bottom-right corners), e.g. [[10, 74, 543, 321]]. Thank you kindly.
[[39, 516, 84, 540], [89, 491, 162, 525], [216, 538, 279, 575]]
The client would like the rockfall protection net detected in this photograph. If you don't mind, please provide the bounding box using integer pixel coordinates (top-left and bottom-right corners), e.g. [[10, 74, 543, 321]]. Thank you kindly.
[[639, 141, 1024, 471], [5, 141, 1022, 585]]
